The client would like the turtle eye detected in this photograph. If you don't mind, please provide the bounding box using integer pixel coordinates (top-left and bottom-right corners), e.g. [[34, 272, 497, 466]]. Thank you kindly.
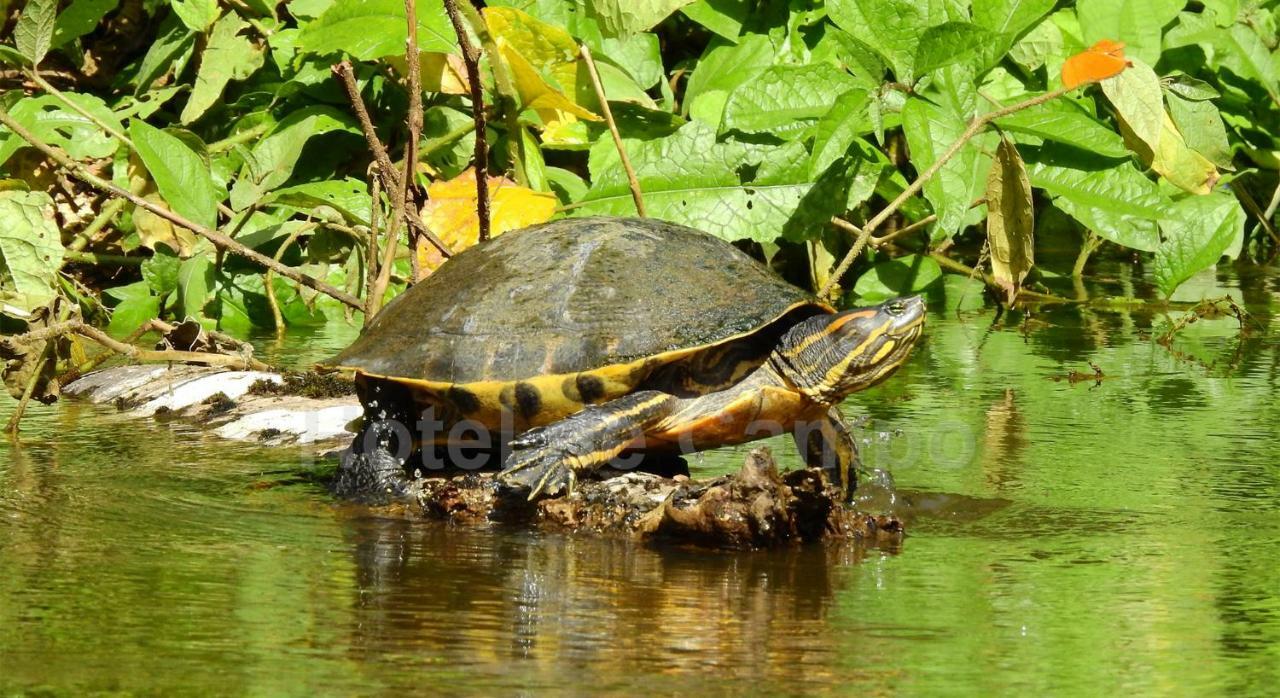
[[886, 299, 907, 317]]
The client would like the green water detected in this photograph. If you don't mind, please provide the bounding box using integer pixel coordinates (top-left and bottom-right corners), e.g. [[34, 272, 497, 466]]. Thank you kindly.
[[2, 263, 1279, 694]]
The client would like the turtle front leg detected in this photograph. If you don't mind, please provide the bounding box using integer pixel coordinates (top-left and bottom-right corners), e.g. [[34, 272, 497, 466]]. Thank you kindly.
[[794, 407, 860, 500], [499, 391, 679, 499]]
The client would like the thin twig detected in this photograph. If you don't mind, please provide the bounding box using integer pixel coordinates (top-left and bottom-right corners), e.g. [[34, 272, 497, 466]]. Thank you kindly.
[[442, 0, 491, 241], [1236, 182, 1279, 246], [365, 173, 382, 320], [580, 44, 645, 217], [264, 223, 315, 333], [403, 0, 424, 281], [27, 71, 134, 148], [457, 0, 525, 187], [5, 342, 51, 435], [332, 61, 453, 258], [67, 198, 126, 252], [0, 105, 364, 310], [820, 86, 1072, 299]]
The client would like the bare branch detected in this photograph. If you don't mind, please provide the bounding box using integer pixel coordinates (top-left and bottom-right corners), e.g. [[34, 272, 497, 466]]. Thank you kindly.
[[580, 44, 645, 217]]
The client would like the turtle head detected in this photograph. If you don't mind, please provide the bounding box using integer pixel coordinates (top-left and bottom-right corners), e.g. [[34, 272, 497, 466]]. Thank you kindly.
[[773, 295, 926, 404]]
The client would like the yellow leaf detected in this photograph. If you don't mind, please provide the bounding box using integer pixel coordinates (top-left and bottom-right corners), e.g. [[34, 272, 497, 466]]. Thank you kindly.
[[1118, 110, 1220, 195], [417, 168, 557, 276], [484, 6, 600, 138], [985, 136, 1035, 305], [389, 52, 470, 95]]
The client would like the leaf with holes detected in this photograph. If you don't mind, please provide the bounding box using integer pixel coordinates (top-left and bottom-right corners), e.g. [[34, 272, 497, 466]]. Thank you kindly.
[[0, 191, 64, 314]]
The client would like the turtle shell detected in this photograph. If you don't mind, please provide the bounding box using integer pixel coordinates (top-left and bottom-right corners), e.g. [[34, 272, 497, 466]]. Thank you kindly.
[[329, 217, 831, 429]]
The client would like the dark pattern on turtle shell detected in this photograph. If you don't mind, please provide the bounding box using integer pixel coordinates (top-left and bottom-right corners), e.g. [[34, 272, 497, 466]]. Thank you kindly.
[[330, 217, 822, 383]]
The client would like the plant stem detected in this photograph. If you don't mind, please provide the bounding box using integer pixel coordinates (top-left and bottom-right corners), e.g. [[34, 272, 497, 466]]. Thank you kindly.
[[67, 198, 126, 252], [64, 250, 143, 265], [5, 342, 51, 435], [264, 223, 315, 333], [580, 44, 645, 217], [403, 0, 425, 281], [459, 0, 526, 187], [1072, 231, 1103, 277], [820, 86, 1072, 299], [0, 104, 364, 310], [27, 70, 134, 148], [443, 0, 491, 241]]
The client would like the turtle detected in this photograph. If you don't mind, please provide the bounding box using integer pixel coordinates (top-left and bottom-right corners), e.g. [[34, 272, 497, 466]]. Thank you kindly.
[[327, 216, 925, 500]]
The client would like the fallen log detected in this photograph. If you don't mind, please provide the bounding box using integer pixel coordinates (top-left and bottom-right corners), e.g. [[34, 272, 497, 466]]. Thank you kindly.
[[64, 365, 905, 548]]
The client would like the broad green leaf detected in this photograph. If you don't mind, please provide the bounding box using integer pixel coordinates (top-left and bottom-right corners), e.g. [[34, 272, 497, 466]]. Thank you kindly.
[[1166, 14, 1279, 102], [1165, 73, 1220, 101], [1101, 56, 1163, 155], [576, 121, 821, 242], [180, 13, 266, 124], [129, 120, 219, 231], [827, 0, 937, 81], [683, 35, 774, 116], [581, 0, 697, 37], [228, 106, 358, 211], [1166, 92, 1232, 169], [914, 22, 998, 77], [104, 281, 161, 336], [853, 254, 943, 302], [985, 136, 1035, 304], [176, 255, 213, 320], [132, 13, 196, 92], [901, 97, 992, 239], [1153, 193, 1245, 297], [809, 89, 872, 177], [0, 190, 63, 313], [1008, 16, 1062, 71], [141, 247, 182, 297], [170, 0, 218, 32], [0, 94, 123, 167], [15, 0, 57, 66], [1024, 145, 1166, 251], [52, 0, 119, 48], [996, 100, 1128, 159], [720, 63, 862, 138], [599, 33, 663, 89], [681, 0, 749, 41], [546, 166, 589, 204], [1077, 0, 1185, 65], [267, 179, 372, 226], [297, 0, 456, 60], [972, 0, 1055, 40]]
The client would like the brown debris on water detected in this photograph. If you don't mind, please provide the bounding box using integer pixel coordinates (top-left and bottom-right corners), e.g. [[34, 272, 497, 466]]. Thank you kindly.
[[400, 448, 904, 549]]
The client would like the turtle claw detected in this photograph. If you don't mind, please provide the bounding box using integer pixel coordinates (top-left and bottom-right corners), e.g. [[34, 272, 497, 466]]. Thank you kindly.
[[498, 441, 579, 500]]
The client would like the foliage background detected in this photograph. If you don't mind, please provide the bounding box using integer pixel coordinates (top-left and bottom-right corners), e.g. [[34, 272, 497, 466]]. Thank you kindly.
[[0, 0, 1277, 345]]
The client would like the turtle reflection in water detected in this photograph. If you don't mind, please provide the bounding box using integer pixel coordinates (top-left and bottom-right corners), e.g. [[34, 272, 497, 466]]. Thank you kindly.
[[327, 217, 924, 500]]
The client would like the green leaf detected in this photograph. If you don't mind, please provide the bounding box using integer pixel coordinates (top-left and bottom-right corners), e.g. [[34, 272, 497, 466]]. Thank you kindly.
[[1166, 92, 1232, 169], [581, 0, 697, 37], [720, 63, 862, 137], [0, 94, 123, 167], [901, 97, 992, 239], [129, 120, 219, 231], [827, 0, 926, 81], [180, 13, 266, 124], [15, 0, 57, 66], [170, 0, 219, 32], [681, 0, 749, 41], [267, 178, 372, 226], [0, 190, 64, 314], [1100, 56, 1164, 155], [104, 281, 162, 336], [141, 247, 182, 297], [599, 33, 663, 89], [1153, 193, 1245, 297], [576, 121, 820, 241], [132, 13, 196, 92], [914, 22, 998, 77], [1077, 0, 1184, 65], [683, 34, 774, 119], [297, 0, 457, 60], [52, 0, 119, 49], [1024, 145, 1167, 251], [809, 89, 872, 178], [996, 100, 1129, 159], [971, 0, 1055, 40], [228, 106, 359, 211], [853, 254, 943, 302], [176, 255, 213, 320]]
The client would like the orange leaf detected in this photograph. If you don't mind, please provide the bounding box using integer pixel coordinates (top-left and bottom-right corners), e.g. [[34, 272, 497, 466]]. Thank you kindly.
[[415, 169, 557, 278], [1062, 40, 1131, 89]]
